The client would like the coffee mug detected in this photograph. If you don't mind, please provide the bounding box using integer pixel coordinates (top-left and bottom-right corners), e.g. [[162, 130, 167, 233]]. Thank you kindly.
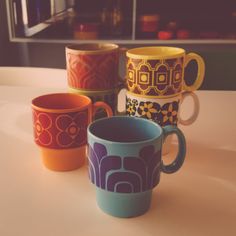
[[32, 93, 113, 171], [87, 116, 186, 218], [126, 91, 199, 127], [126, 91, 199, 154], [66, 43, 123, 90], [126, 46, 205, 97]]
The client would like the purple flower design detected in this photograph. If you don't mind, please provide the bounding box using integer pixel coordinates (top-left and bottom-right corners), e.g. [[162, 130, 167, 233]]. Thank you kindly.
[[56, 112, 87, 148], [88, 143, 161, 193], [88, 143, 122, 189]]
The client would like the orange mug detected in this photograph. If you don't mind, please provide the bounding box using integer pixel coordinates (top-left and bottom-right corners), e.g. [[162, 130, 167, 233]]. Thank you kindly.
[[31, 93, 113, 171], [65, 43, 121, 91]]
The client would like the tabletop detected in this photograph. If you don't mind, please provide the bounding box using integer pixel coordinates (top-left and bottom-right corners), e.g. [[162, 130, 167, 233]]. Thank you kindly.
[[0, 67, 236, 236]]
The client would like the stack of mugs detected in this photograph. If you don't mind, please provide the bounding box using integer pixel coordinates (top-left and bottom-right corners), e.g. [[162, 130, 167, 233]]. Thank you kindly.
[[31, 45, 205, 218], [65, 43, 124, 119], [125, 46, 205, 153]]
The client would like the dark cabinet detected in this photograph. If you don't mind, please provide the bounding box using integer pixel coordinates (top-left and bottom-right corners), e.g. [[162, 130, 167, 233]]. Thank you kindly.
[[4, 0, 236, 90], [6, 0, 236, 44]]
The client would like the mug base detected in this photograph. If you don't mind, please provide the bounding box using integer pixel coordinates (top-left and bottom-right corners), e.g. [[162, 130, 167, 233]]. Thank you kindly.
[[95, 187, 152, 218], [40, 146, 86, 171]]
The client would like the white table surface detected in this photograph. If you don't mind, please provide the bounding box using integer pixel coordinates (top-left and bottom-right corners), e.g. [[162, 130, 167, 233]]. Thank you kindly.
[[0, 67, 236, 236]]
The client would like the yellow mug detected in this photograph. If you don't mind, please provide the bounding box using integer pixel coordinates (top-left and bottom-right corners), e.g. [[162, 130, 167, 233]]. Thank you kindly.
[[126, 46, 205, 98]]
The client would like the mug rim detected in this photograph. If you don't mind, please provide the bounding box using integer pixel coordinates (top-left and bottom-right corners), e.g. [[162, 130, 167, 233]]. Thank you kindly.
[[66, 43, 119, 55], [126, 46, 185, 59], [88, 116, 163, 145], [32, 93, 92, 113]]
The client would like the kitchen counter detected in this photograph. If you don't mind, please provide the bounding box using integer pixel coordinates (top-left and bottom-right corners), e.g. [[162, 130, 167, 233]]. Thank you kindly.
[[0, 67, 235, 236]]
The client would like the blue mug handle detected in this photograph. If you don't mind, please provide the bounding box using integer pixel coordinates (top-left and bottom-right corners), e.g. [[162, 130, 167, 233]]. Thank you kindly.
[[161, 125, 186, 174]]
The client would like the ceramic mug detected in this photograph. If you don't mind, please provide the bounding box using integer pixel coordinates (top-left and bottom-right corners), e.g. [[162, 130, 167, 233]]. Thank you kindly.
[[126, 91, 199, 154], [32, 93, 113, 171], [126, 46, 205, 97], [87, 116, 186, 218], [126, 91, 199, 127], [69, 86, 124, 119], [66, 43, 123, 91]]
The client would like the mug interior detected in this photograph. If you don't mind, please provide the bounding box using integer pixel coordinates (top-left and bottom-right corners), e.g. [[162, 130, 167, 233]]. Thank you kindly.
[[88, 116, 162, 143], [127, 46, 185, 59], [66, 43, 118, 53], [32, 93, 91, 112]]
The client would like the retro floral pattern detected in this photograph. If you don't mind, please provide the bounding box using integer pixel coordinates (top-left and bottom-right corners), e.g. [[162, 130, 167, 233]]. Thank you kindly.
[[126, 98, 138, 116], [137, 102, 159, 119], [161, 103, 178, 124], [88, 142, 161, 193], [33, 111, 53, 146], [32, 109, 88, 149], [56, 112, 87, 147], [126, 98, 180, 126]]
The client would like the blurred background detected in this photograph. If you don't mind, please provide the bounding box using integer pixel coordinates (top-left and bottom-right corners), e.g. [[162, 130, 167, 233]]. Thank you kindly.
[[0, 0, 236, 90]]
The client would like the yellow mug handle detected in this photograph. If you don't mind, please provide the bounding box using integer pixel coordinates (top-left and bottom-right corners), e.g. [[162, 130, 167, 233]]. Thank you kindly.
[[183, 53, 205, 91]]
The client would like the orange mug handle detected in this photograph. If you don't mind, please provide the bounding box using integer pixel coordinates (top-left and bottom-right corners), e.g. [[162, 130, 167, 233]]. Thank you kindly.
[[92, 101, 113, 119]]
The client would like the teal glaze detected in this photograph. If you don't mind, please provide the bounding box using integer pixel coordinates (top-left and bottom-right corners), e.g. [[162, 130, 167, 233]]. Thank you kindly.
[[161, 125, 186, 174], [88, 116, 163, 157], [96, 187, 152, 218], [87, 116, 186, 218]]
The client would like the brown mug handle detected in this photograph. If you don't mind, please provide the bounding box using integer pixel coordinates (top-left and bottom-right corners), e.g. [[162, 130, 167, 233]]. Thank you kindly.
[[117, 47, 128, 91]]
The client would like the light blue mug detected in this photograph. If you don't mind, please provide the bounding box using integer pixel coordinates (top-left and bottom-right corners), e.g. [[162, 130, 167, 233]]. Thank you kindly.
[[87, 116, 186, 218]]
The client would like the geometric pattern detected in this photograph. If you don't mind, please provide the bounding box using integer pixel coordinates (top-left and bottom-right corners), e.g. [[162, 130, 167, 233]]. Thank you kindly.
[[127, 57, 184, 97], [126, 98, 180, 126], [66, 51, 119, 90], [88, 143, 161, 193], [32, 109, 88, 149]]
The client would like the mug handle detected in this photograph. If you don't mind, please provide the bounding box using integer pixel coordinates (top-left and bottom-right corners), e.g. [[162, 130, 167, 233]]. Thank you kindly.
[[117, 47, 128, 90], [116, 86, 127, 116], [161, 125, 186, 174], [183, 53, 205, 91], [92, 101, 113, 119], [179, 91, 200, 126]]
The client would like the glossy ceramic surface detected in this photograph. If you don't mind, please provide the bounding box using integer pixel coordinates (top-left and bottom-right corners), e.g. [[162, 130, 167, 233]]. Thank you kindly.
[[32, 93, 113, 171], [66, 44, 120, 90], [126, 46, 205, 97], [96, 187, 152, 218], [126, 91, 199, 127], [40, 146, 86, 171], [87, 116, 186, 217]]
